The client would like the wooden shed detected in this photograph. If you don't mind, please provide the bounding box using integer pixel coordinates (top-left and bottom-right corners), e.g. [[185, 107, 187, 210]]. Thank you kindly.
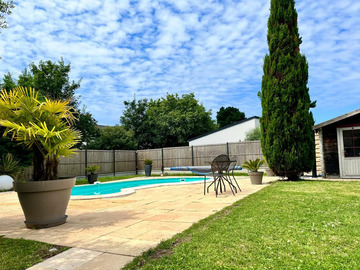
[[314, 109, 360, 178]]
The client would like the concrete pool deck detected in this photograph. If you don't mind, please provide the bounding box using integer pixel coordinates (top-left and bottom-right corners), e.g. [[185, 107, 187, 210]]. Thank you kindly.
[[0, 176, 275, 269]]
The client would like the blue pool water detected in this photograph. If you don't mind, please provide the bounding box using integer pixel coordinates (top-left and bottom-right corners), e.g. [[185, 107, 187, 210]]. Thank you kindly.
[[71, 177, 205, 196]]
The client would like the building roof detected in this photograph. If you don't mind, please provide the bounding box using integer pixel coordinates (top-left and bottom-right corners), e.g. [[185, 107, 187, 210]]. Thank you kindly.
[[313, 108, 360, 130], [188, 116, 259, 142]]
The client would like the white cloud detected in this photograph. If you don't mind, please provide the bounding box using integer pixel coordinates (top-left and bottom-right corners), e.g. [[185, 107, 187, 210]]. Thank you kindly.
[[0, 0, 359, 125]]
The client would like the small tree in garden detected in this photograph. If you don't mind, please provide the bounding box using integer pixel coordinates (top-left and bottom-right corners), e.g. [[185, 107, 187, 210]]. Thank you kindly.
[[0, 87, 80, 180], [216, 106, 245, 128], [245, 127, 261, 141], [18, 58, 81, 108], [259, 0, 315, 180]]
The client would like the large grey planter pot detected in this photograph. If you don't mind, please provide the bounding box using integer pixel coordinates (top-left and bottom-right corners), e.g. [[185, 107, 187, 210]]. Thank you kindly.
[[265, 168, 276, 176], [249, 172, 264, 185], [145, 165, 152, 177], [13, 177, 76, 229]]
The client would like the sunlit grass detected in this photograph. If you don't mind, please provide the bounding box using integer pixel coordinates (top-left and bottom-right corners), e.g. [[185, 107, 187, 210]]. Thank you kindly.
[[0, 236, 68, 270], [124, 181, 360, 269]]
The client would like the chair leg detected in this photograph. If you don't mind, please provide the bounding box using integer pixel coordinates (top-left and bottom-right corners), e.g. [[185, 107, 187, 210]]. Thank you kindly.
[[203, 176, 206, 195], [232, 171, 241, 192], [207, 178, 216, 193], [224, 176, 236, 195], [216, 178, 222, 196], [224, 173, 237, 193]]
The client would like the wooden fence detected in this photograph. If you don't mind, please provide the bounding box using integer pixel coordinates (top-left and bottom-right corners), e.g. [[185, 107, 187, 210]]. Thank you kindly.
[[20, 149, 137, 180], [137, 141, 262, 170], [19, 141, 262, 179]]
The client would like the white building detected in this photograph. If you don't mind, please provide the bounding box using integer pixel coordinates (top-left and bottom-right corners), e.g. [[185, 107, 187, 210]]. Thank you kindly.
[[189, 116, 260, 146]]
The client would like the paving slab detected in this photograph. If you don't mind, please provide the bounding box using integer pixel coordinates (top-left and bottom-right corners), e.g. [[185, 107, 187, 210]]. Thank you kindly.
[[27, 248, 102, 270], [76, 253, 134, 270], [0, 176, 275, 269]]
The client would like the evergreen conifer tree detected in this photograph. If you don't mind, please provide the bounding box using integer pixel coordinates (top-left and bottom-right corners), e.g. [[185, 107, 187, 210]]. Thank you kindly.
[[260, 0, 315, 180]]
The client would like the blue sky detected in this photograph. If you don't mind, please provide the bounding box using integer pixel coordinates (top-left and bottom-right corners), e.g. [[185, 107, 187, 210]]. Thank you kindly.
[[0, 0, 359, 126]]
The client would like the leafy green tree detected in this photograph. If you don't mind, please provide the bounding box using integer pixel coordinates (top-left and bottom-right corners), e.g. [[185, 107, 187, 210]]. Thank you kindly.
[[216, 106, 245, 128], [0, 1, 14, 31], [17, 59, 81, 108], [88, 125, 136, 150], [147, 93, 216, 148], [120, 98, 154, 149], [0, 72, 16, 91], [121, 93, 215, 149], [75, 107, 100, 147], [17, 68, 35, 90], [259, 0, 315, 180], [0, 1, 14, 59], [245, 127, 261, 141]]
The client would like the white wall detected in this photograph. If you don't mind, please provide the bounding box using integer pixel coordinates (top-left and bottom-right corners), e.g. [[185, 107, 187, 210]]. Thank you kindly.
[[189, 118, 259, 146]]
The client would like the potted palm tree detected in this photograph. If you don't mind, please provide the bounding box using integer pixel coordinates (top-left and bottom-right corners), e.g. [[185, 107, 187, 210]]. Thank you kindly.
[[0, 87, 80, 229], [242, 158, 265, 185], [86, 165, 99, 184], [144, 159, 152, 177]]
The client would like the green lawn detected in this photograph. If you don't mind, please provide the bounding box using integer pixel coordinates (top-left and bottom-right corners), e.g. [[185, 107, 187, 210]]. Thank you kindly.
[[124, 180, 360, 269], [0, 236, 68, 270]]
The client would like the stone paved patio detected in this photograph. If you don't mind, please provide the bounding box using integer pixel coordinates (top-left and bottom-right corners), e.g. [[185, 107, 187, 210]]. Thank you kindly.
[[0, 176, 275, 269]]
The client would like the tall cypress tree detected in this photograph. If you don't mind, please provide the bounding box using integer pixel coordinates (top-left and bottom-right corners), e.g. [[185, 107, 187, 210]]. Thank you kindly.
[[260, 0, 315, 180]]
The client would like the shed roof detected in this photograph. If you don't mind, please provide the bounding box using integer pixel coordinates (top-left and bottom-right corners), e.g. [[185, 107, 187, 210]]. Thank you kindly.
[[313, 108, 360, 130], [188, 116, 259, 142]]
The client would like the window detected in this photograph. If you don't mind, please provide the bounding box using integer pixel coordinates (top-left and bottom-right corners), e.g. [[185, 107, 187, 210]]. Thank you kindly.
[[343, 129, 360, 157]]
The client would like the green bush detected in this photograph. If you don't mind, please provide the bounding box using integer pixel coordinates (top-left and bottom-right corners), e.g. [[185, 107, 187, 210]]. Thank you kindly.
[[85, 165, 99, 174], [0, 153, 23, 179], [245, 127, 261, 141], [144, 159, 153, 165]]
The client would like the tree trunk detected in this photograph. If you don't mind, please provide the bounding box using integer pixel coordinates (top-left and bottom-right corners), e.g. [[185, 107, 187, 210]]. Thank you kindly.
[[287, 175, 300, 181], [32, 145, 45, 181], [45, 156, 59, 180]]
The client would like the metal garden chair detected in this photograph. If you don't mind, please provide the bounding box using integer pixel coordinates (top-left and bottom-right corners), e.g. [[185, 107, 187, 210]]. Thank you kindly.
[[207, 154, 237, 196]]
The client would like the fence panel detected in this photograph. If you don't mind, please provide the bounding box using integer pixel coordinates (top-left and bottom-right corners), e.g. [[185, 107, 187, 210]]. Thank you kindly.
[[115, 150, 136, 172], [193, 143, 228, 166], [58, 150, 85, 177], [16, 141, 262, 179], [137, 149, 162, 170], [228, 141, 262, 165], [87, 150, 113, 175], [163, 146, 192, 167]]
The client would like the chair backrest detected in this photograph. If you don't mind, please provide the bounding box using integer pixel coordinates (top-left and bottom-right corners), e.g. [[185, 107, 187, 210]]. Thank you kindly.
[[228, 156, 238, 171], [211, 154, 230, 174]]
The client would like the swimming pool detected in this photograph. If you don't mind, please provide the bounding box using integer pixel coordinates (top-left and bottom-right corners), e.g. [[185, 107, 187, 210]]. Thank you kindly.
[[71, 177, 206, 199]]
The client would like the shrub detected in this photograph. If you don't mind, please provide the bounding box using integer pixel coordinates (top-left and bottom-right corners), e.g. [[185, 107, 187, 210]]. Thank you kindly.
[[85, 165, 99, 174], [144, 159, 153, 165]]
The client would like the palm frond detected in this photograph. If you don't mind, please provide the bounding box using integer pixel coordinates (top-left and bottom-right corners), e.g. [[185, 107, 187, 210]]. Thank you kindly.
[[242, 158, 265, 172], [0, 87, 81, 180]]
